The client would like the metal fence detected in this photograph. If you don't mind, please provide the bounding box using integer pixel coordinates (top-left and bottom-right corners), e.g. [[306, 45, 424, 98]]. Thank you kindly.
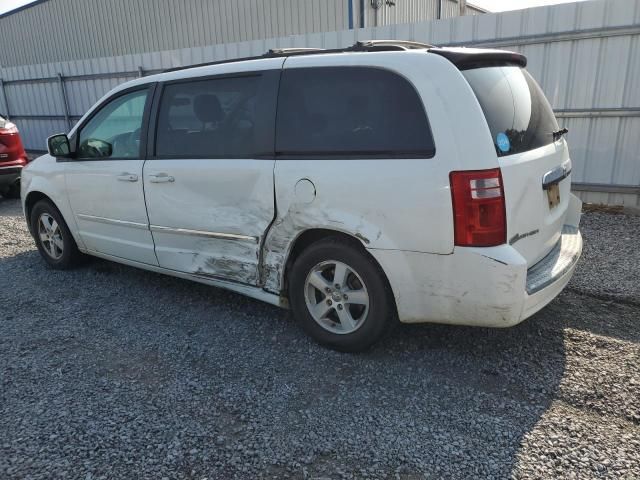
[[0, 0, 638, 206]]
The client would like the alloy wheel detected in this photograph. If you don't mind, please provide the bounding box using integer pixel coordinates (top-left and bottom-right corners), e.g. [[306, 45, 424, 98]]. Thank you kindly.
[[38, 213, 64, 260], [304, 260, 370, 334]]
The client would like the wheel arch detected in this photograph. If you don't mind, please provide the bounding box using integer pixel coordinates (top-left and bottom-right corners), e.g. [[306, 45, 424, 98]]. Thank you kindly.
[[24, 190, 82, 251], [281, 228, 398, 317], [24, 191, 54, 234]]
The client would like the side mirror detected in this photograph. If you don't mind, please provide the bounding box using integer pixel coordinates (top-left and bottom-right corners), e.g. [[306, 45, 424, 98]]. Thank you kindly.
[[47, 133, 71, 158]]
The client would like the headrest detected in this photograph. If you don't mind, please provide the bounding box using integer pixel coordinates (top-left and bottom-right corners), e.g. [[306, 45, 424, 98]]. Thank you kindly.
[[193, 94, 223, 123]]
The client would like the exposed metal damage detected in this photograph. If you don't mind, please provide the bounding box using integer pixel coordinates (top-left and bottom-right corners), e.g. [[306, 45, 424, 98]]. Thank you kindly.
[[260, 201, 378, 295]]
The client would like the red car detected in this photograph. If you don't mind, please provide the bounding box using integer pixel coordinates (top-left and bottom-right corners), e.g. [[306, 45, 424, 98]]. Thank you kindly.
[[0, 114, 28, 198]]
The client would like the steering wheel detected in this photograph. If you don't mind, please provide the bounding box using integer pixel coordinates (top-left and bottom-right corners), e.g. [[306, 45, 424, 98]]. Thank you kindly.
[[84, 143, 103, 158], [79, 138, 110, 158], [111, 128, 141, 157]]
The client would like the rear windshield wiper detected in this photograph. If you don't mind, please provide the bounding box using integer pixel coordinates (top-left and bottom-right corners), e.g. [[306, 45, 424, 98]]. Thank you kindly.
[[552, 127, 568, 141]]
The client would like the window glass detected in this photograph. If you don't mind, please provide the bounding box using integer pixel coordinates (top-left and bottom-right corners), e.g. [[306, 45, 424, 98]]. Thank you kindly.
[[155, 75, 270, 158], [78, 89, 148, 159], [276, 67, 434, 157], [462, 66, 559, 156]]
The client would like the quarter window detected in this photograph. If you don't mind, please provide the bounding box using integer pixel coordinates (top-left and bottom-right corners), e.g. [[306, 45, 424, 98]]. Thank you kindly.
[[155, 73, 277, 158], [78, 89, 149, 159], [276, 67, 435, 158]]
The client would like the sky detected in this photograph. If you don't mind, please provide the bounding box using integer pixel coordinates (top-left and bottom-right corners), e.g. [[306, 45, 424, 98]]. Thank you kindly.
[[469, 0, 589, 11], [0, 0, 592, 15]]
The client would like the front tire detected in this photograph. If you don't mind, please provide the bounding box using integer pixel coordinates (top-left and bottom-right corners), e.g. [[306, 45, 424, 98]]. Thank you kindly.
[[30, 199, 83, 269], [288, 237, 394, 352]]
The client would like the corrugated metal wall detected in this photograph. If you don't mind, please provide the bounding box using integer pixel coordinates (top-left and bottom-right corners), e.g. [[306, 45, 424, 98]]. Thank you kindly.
[[465, 3, 486, 15], [1, 0, 638, 206], [355, 0, 480, 29], [0, 0, 481, 67], [0, 0, 352, 67], [357, 0, 438, 28]]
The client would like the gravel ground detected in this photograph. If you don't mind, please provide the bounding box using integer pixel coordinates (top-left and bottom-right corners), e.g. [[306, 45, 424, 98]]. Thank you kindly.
[[0, 197, 638, 479], [569, 210, 640, 301]]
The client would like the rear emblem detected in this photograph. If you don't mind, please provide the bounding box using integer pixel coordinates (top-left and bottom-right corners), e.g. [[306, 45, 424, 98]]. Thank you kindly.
[[509, 229, 540, 245]]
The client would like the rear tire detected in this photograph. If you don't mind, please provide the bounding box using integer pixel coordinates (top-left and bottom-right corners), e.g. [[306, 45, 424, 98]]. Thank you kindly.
[[288, 236, 394, 352], [31, 199, 84, 269]]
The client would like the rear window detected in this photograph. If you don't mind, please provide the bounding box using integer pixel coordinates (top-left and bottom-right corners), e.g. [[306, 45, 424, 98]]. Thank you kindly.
[[462, 66, 559, 157], [276, 67, 435, 158]]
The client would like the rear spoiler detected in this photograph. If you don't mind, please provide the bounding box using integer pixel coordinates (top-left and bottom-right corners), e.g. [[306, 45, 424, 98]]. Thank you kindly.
[[429, 47, 527, 70]]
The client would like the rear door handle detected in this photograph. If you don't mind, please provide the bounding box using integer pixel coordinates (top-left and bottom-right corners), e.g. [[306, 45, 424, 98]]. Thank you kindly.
[[542, 161, 572, 190], [116, 173, 138, 182], [149, 173, 175, 183]]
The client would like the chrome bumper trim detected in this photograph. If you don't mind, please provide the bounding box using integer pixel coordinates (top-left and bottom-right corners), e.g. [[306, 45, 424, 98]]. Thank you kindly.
[[526, 225, 582, 294], [0, 164, 23, 171]]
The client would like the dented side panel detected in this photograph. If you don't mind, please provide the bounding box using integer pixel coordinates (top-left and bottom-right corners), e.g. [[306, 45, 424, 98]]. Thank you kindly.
[[262, 51, 502, 294], [144, 159, 276, 284], [263, 156, 452, 293]]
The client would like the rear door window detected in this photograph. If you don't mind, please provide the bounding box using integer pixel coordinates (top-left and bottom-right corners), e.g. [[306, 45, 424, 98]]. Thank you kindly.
[[154, 71, 278, 158], [276, 66, 435, 158], [462, 66, 559, 157]]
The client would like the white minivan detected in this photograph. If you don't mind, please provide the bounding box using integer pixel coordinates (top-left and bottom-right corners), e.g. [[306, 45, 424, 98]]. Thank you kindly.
[[22, 41, 582, 351]]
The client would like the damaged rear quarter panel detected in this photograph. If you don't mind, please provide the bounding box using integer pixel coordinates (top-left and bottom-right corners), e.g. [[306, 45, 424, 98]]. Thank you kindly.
[[261, 53, 505, 296], [262, 158, 455, 294], [369, 246, 528, 326]]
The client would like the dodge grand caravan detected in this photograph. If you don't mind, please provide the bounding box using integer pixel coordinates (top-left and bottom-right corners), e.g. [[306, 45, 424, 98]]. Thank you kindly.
[[21, 41, 582, 351]]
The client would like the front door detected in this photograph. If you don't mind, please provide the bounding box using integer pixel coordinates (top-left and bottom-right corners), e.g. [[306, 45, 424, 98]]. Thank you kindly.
[[143, 67, 281, 284], [65, 86, 158, 265]]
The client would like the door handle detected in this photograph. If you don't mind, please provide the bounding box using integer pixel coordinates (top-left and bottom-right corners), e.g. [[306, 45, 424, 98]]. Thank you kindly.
[[149, 173, 175, 184], [116, 173, 138, 182]]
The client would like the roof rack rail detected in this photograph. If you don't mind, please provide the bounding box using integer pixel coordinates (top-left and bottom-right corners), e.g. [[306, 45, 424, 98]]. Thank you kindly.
[[163, 40, 435, 73], [163, 55, 273, 73], [352, 40, 434, 51], [266, 47, 326, 56]]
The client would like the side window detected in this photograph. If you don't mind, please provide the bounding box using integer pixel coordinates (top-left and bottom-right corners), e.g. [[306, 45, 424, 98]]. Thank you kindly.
[[155, 73, 277, 158], [276, 67, 435, 158], [78, 89, 149, 159]]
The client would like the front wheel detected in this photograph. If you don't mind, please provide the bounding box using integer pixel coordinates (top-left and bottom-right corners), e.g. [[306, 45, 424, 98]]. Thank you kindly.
[[30, 199, 84, 269], [288, 237, 395, 352]]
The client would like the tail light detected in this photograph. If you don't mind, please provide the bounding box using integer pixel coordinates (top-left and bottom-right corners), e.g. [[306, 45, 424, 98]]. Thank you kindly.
[[0, 120, 28, 164], [0, 121, 19, 135], [450, 168, 506, 247]]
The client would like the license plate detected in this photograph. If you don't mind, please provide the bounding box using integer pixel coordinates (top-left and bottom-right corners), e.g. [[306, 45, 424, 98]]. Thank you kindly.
[[547, 183, 560, 209]]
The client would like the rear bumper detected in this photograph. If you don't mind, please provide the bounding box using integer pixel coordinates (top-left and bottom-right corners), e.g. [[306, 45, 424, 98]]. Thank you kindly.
[[0, 165, 22, 188], [522, 225, 582, 319], [369, 194, 582, 328]]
